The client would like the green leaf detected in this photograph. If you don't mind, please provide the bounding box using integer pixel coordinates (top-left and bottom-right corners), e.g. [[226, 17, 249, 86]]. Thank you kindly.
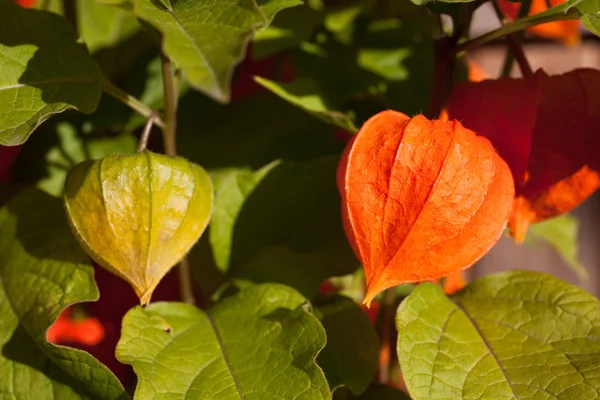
[[177, 91, 346, 170], [252, 4, 325, 59], [0, 0, 102, 145], [255, 76, 358, 132], [257, 0, 304, 23], [13, 119, 137, 197], [568, 0, 600, 36], [396, 270, 600, 400], [118, 0, 299, 102], [528, 214, 587, 280], [333, 384, 411, 400], [314, 295, 379, 394], [77, 0, 140, 53], [210, 156, 359, 298], [0, 188, 127, 399], [116, 284, 330, 399], [76, 0, 153, 78]]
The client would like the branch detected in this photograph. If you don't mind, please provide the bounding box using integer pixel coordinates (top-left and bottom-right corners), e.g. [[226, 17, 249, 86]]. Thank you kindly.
[[101, 76, 166, 129], [159, 49, 196, 306], [454, 3, 579, 54]]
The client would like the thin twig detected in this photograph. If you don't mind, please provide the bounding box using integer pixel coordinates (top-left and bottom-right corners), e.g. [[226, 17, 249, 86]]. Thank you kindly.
[[160, 49, 196, 306], [137, 113, 157, 152], [101, 76, 166, 129], [454, 3, 579, 54], [491, 0, 534, 77]]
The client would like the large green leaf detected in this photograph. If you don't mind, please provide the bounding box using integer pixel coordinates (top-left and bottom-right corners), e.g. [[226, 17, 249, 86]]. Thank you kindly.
[[255, 76, 358, 132], [0, 188, 127, 399], [314, 295, 379, 394], [528, 214, 587, 280], [116, 284, 330, 399], [209, 156, 359, 298], [118, 0, 300, 102], [0, 0, 102, 145], [396, 270, 600, 399]]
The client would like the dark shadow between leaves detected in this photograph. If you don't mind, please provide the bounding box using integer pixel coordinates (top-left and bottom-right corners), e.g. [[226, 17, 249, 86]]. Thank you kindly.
[[226, 157, 358, 298]]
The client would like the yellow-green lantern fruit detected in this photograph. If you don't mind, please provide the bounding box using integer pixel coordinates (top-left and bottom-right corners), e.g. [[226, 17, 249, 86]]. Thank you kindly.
[[64, 150, 213, 305]]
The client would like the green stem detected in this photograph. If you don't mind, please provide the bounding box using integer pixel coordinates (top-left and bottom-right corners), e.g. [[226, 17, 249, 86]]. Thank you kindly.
[[159, 49, 196, 306], [454, 3, 579, 54], [101, 76, 166, 129], [160, 51, 178, 157], [137, 113, 158, 152]]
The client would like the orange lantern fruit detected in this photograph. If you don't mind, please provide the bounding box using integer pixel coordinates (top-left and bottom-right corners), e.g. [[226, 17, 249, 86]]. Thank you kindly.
[[337, 111, 514, 306]]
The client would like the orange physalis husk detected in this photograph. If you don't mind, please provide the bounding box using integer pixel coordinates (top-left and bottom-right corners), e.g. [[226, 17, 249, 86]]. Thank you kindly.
[[337, 111, 515, 306], [47, 308, 105, 346], [498, 0, 580, 46], [446, 68, 600, 242], [443, 272, 467, 295], [467, 59, 488, 83]]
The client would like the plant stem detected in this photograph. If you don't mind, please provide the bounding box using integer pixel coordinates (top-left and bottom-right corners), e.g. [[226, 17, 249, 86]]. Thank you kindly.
[[506, 34, 534, 76], [137, 113, 157, 152], [160, 49, 196, 306], [160, 51, 178, 157], [454, 3, 579, 54], [491, 0, 534, 77], [101, 76, 166, 129], [378, 289, 397, 383]]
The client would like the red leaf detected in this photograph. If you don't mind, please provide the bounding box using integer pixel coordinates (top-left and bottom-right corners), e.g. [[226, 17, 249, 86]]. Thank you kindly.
[[447, 69, 600, 241], [337, 111, 515, 305]]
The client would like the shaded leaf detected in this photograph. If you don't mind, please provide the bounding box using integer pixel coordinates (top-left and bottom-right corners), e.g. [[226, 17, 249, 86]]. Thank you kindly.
[[0, 188, 127, 399], [314, 295, 379, 394], [77, 0, 140, 53], [116, 284, 330, 399], [177, 91, 346, 170], [211, 156, 359, 298], [252, 4, 325, 59], [12, 120, 137, 196], [0, 0, 102, 145], [255, 76, 358, 132], [396, 270, 600, 399], [528, 214, 587, 280]]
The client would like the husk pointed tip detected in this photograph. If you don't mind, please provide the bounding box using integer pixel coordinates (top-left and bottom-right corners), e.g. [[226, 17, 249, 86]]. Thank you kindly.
[[509, 197, 533, 244]]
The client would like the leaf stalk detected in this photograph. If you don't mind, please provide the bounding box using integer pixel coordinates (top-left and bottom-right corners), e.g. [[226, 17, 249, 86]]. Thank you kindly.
[[160, 48, 197, 306], [101, 76, 166, 129], [454, 3, 579, 54]]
